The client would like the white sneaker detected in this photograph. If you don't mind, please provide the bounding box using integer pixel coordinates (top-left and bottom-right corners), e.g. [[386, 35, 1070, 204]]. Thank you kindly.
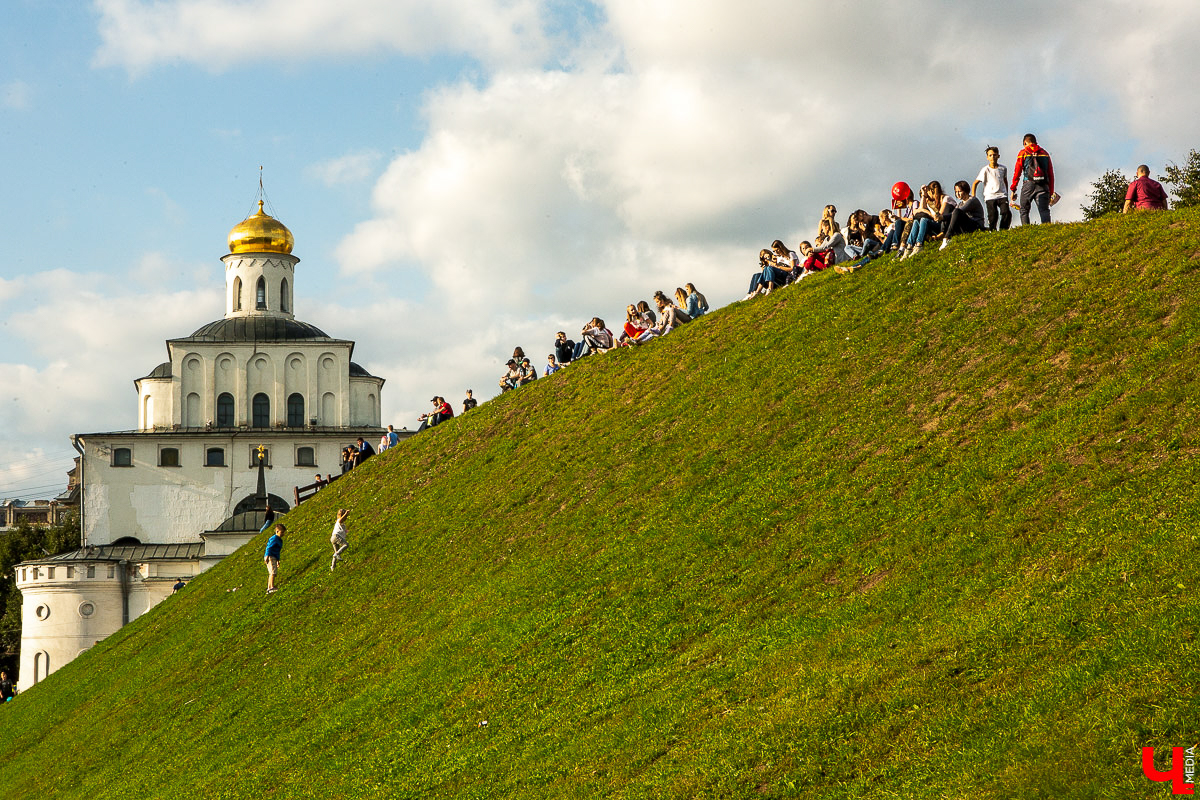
[[939, 239, 950, 251]]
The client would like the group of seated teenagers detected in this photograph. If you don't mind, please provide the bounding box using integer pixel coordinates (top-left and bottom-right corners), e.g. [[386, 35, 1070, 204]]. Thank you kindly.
[[744, 138, 1057, 298], [497, 284, 710, 391]]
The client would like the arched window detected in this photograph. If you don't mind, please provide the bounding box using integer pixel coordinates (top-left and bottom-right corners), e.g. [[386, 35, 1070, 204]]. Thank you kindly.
[[112, 448, 132, 467], [205, 447, 225, 467], [34, 651, 49, 684], [185, 392, 201, 427], [216, 393, 235, 427], [252, 393, 270, 427], [256, 277, 267, 310], [280, 278, 290, 312], [287, 393, 305, 427], [296, 446, 315, 467], [233, 276, 243, 311], [159, 447, 180, 467]]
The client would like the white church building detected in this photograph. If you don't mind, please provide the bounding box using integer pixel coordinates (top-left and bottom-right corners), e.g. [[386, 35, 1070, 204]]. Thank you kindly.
[[14, 200, 391, 691]]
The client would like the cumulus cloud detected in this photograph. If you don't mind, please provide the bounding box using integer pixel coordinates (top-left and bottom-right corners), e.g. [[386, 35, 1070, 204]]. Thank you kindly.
[[314, 0, 1200, 424], [93, 0, 556, 73], [0, 266, 222, 490], [62, 0, 1200, 433]]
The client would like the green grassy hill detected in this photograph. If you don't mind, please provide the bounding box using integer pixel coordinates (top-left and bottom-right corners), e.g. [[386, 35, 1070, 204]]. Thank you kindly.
[[3, 210, 1199, 799]]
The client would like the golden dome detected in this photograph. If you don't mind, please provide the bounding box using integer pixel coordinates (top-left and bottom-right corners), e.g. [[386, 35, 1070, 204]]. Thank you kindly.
[[227, 201, 294, 254]]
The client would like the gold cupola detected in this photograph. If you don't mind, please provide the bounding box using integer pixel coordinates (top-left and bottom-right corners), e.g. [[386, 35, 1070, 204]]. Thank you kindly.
[[227, 201, 295, 255]]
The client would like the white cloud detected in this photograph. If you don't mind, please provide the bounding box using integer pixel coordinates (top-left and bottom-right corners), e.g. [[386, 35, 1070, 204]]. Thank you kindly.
[[308, 151, 383, 187], [318, 0, 1200, 425], [54, 0, 1200, 440], [0, 268, 222, 476], [93, 0, 555, 73]]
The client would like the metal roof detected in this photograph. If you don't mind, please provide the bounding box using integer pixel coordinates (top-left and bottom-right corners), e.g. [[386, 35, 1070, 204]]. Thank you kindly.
[[25, 543, 205, 564], [177, 317, 335, 344]]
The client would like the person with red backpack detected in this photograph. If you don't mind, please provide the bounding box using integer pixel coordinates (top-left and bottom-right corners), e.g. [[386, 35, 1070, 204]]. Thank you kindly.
[[1010, 133, 1055, 225]]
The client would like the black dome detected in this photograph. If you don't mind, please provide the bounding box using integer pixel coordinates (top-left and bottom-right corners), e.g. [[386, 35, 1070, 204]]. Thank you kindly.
[[182, 317, 331, 343], [140, 362, 172, 380]]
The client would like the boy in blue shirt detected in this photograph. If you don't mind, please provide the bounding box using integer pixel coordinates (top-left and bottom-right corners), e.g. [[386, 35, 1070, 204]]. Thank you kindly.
[[264, 524, 284, 594]]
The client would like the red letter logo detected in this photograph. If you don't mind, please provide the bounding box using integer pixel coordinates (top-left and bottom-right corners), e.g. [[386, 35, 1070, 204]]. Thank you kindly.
[[1143, 747, 1195, 795]]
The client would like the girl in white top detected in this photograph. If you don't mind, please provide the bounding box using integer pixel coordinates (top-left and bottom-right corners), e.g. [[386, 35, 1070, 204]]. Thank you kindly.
[[331, 508, 350, 571]]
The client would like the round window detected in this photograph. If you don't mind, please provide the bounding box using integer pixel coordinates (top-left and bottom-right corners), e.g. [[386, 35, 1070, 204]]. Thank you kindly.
[[35, 604, 50, 620], [78, 602, 96, 618]]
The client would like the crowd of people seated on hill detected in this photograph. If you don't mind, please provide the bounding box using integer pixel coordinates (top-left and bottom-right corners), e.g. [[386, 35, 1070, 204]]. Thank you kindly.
[[743, 133, 1063, 296], [489, 284, 709, 398], [374, 134, 1094, 440]]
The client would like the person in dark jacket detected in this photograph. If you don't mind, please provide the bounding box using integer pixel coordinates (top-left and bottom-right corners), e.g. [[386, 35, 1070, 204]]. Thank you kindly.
[[1010, 133, 1055, 225], [354, 437, 375, 466]]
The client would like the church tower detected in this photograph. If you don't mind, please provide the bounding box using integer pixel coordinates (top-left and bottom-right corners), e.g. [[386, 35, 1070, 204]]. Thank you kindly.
[[223, 201, 298, 320], [14, 193, 399, 692]]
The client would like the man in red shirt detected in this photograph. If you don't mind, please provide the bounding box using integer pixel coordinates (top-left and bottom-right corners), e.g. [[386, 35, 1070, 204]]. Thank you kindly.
[[1123, 165, 1168, 212], [1010, 133, 1055, 225]]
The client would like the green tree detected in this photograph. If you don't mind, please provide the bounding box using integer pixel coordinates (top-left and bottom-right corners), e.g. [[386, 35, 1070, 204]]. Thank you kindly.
[[1080, 168, 1130, 220], [1159, 149, 1200, 209], [0, 513, 80, 675]]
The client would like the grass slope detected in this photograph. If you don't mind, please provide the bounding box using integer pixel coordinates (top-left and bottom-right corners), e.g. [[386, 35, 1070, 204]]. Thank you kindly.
[[2, 210, 1200, 799]]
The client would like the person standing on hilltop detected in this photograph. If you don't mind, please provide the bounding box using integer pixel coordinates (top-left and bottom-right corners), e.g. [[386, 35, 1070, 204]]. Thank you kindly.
[[330, 508, 351, 571], [264, 524, 284, 594], [971, 145, 1012, 231], [1123, 165, 1168, 212], [462, 389, 478, 413], [1011, 133, 1055, 225]]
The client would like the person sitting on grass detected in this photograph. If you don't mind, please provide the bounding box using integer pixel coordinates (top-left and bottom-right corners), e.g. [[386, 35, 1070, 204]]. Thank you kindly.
[[684, 283, 709, 317], [553, 331, 575, 366], [518, 358, 538, 385], [1123, 164, 1168, 212], [674, 287, 702, 320], [544, 353, 562, 376], [880, 182, 915, 255], [844, 209, 883, 262], [653, 290, 692, 334], [745, 248, 793, 298], [619, 303, 652, 345], [812, 219, 847, 267], [899, 182, 950, 260], [498, 360, 520, 392], [771, 240, 801, 283], [576, 318, 616, 358], [940, 180, 987, 249]]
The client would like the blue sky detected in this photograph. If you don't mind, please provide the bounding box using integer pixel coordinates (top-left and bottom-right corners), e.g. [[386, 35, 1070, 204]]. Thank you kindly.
[[2, 0, 1199, 499]]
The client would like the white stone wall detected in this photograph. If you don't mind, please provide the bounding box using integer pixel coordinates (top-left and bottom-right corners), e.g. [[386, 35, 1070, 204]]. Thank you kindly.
[[15, 558, 209, 692], [78, 433, 368, 545], [16, 564, 125, 693], [223, 254, 298, 319]]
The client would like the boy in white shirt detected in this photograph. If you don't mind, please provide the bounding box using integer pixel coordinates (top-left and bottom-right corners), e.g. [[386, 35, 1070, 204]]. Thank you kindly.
[[970, 145, 1012, 231]]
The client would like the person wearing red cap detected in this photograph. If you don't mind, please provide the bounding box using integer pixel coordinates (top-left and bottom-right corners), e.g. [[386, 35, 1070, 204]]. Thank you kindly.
[[878, 182, 914, 256]]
